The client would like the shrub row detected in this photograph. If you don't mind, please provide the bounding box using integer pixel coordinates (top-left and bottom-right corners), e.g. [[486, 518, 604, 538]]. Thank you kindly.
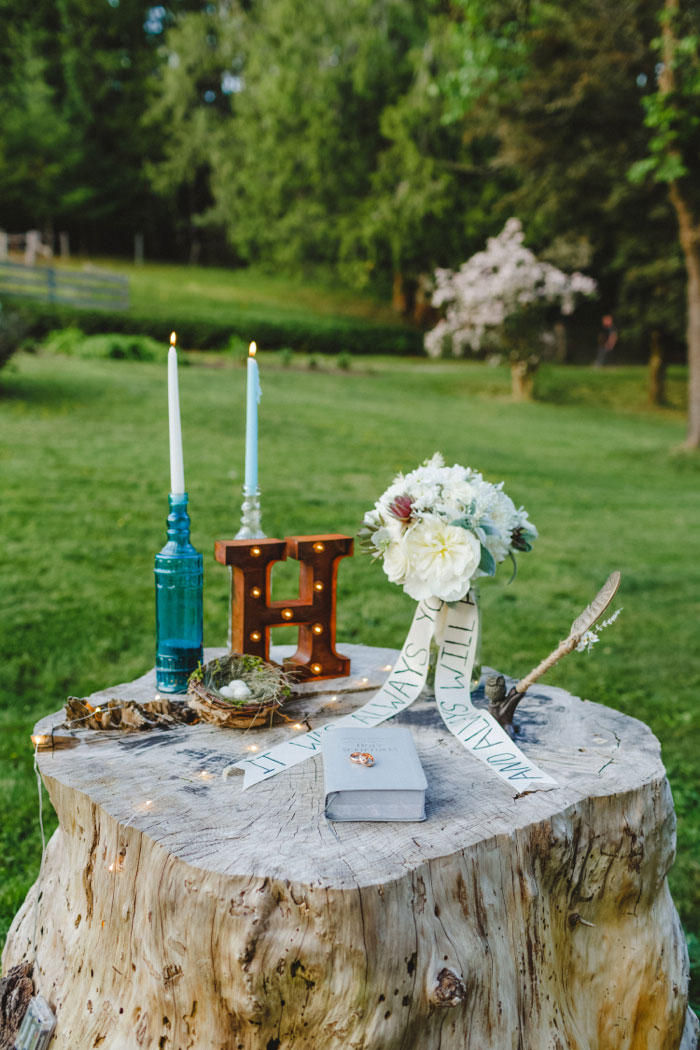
[[6, 297, 424, 357], [41, 326, 163, 361], [0, 304, 31, 370], [7, 296, 667, 365]]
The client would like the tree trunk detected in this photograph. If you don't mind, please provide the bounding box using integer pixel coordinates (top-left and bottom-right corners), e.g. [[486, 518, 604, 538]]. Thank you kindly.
[[188, 235, 201, 266], [510, 358, 537, 400], [649, 330, 667, 406], [659, 0, 700, 447], [553, 320, 568, 362], [3, 645, 696, 1050], [687, 250, 700, 445], [413, 274, 439, 328], [668, 183, 700, 446], [392, 271, 407, 315], [0, 963, 34, 1050]]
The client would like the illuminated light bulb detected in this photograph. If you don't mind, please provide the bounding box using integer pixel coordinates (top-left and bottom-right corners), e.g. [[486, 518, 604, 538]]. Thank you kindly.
[[281, 609, 294, 620], [313, 542, 325, 553], [250, 630, 262, 642], [247, 744, 259, 752], [312, 623, 323, 635], [251, 547, 261, 558], [313, 581, 324, 592], [311, 663, 322, 675], [250, 587, 262, 598]]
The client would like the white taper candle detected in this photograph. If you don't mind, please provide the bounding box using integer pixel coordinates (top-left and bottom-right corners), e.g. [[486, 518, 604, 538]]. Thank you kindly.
[[168, 331, 186, 495], [244, 341, 261, 494]]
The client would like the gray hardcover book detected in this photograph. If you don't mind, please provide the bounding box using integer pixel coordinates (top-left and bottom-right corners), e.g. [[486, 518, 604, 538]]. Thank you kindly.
[[322, 727, 428, 822]]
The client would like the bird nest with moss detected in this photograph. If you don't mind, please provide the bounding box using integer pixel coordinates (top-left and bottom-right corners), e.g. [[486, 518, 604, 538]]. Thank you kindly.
[[187, 652, 294, 728]]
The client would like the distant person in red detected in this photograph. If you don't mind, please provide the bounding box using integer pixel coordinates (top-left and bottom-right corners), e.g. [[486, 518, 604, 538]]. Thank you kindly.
[[595, 314, 618, 366]]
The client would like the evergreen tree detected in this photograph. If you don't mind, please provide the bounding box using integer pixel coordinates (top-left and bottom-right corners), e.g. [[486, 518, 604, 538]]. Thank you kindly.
[[209, 0, 430, 277], [147, 0, 437, 284], [0, 28, 73, 230], [439, 0, 683, 360], [145, 2, 244, 261], [341, 12, 513, 310], [0, 1, 199, 251]]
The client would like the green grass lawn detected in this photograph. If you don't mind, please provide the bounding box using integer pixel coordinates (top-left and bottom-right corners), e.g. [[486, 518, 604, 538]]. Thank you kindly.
[[105, 258, 403, 327], [1, 351, 699, 1004], [29, 257, 417, 352]]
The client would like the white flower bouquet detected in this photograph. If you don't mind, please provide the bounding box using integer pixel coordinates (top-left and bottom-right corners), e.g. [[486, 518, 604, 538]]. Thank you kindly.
[[360, 453, 537, 603]]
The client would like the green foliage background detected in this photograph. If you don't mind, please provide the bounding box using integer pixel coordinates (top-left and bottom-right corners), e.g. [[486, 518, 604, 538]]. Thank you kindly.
[[1, 0, 699, 356]]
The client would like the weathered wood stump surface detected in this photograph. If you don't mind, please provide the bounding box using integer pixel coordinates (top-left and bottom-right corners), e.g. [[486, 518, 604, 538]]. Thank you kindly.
[[3, 644, 698, 1050]]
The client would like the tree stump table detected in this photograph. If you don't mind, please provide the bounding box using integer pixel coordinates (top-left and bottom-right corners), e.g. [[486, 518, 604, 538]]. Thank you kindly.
[[3, 644, 698, 1050]]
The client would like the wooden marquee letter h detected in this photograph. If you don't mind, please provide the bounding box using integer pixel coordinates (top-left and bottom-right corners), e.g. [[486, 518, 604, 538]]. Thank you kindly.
[[214, 534, 353, 681]]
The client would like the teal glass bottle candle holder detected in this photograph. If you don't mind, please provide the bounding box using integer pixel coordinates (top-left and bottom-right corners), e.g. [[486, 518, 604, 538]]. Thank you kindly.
[[155, 493, 203, 693]]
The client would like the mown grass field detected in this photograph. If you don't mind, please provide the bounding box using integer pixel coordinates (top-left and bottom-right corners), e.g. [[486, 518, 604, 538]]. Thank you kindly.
[[28, 255, 402, 326], [16, 257, 419, 354], [109, 258, 402, 327], [1, 349, 699, 1004]]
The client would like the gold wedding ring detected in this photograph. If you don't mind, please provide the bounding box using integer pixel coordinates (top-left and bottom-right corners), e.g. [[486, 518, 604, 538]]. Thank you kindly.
[[350, 751, 375, 767]]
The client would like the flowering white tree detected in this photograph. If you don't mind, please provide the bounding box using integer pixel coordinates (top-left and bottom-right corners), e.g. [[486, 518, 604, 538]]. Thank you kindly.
[[425, 219, 597, 398]]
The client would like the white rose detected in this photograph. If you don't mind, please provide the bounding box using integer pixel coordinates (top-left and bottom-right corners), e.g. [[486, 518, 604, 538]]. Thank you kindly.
[[383, 537, 412, 585], [403, 517, 481, 602]]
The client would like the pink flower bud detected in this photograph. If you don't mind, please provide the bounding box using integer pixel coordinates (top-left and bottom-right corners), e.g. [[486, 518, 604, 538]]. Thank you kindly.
[[388, 494, 414, 523]]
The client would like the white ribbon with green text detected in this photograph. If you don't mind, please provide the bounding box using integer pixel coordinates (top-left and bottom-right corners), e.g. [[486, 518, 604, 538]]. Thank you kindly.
[[232, 593, 556, 793]]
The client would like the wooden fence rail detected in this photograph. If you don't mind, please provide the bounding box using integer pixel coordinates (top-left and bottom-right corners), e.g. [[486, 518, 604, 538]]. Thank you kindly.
[[0, 261, 129, 311]]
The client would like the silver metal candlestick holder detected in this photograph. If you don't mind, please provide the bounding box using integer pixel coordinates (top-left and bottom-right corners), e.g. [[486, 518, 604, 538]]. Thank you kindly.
[[235, 488, 266, 540], [230, 488, 266, 647]]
